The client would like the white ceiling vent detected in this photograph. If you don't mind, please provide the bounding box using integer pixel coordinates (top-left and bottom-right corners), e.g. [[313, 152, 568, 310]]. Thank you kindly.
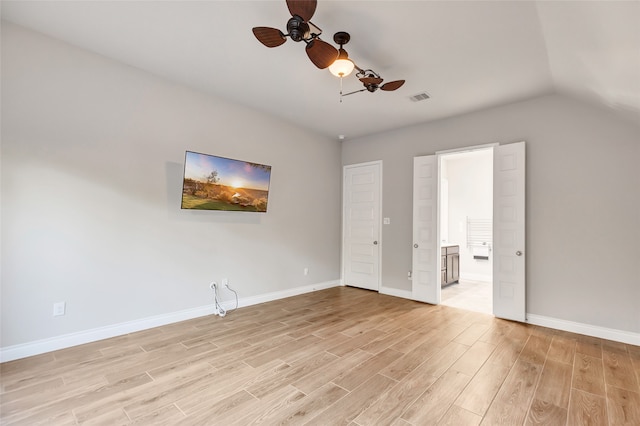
[[410, 92, 431, 102]]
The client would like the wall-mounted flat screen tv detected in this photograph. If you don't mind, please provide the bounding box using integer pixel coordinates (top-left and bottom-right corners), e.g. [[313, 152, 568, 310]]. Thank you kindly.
[[181, 151, 272, 212]]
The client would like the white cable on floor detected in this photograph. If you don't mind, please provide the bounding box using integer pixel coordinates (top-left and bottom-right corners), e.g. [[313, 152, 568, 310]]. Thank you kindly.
[[225, 285, 239, 314]]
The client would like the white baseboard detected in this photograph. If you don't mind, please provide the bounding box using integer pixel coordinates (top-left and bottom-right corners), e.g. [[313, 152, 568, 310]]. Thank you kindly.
[[527, 314, 640, 346], [218, 280, 340, 311], [0, 280, 341, 362]]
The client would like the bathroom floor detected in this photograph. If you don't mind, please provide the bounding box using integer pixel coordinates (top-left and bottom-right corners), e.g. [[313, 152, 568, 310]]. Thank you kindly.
[[441, 279, 492, 315]]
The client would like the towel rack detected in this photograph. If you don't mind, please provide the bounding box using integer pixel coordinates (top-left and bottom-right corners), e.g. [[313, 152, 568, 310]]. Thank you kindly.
[[466, 217, 492, 248]]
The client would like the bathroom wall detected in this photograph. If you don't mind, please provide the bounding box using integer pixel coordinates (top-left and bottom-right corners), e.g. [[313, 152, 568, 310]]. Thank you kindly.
[[442, 149, 493, 282]]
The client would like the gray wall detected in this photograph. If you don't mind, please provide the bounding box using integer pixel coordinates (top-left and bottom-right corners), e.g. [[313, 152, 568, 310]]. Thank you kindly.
[[3, 21, 639, 352], [342, 94, 640, 334], [1, 23, 342, 347]]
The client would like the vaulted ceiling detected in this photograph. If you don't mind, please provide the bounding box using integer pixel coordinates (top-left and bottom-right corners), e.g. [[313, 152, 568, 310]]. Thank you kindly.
[[2, 1, 639, 140]]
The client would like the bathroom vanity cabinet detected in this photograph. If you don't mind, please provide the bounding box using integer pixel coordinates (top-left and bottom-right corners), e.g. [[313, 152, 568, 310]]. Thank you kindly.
[[441, 245, 460, 287]]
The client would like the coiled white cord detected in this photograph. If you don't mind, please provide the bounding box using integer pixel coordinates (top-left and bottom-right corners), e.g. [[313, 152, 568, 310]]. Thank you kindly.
[[209, 281, 239, 317]]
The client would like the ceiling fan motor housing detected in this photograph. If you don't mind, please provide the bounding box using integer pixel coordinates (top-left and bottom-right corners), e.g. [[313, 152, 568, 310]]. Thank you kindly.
[[287, 16, 310, 42], [333, 31, 351, 46]]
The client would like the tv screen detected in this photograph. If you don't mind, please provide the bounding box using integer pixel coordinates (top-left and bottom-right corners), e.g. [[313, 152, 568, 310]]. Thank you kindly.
[[181, 151, 272, 212]]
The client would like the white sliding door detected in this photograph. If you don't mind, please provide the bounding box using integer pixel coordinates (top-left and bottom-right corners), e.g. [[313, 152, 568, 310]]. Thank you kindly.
[[493, 142, 526, 321], [412, 155, 439, 303]]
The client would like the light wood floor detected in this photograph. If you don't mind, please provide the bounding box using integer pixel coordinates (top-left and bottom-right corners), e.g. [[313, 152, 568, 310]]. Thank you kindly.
[[2, 287, 639, 425], [441, 279, 492, 315]]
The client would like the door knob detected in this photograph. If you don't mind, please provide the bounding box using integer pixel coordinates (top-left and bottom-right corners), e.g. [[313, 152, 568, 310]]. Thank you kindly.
[[516, 251, 523, 256], [373, 241, 378, 245], [414, 244, 419, 248]]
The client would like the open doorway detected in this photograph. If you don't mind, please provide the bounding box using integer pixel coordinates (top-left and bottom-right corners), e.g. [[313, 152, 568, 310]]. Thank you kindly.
[[439, 147, 493, 314]]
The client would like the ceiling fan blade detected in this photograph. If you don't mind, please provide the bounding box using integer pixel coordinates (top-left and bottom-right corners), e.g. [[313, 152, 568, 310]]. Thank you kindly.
[[306, 39, 338, 69], [287, 0, 317, 22], [252, 27, 287, 48], [380, 80, 405, 91], [359, 77, 384, 86]]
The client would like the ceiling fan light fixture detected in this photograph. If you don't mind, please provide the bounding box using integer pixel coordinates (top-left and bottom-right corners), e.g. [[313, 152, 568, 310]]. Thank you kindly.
[[329, 48, 354, 77], [329, 57, 355, 77], [329, 32, 355, 77]]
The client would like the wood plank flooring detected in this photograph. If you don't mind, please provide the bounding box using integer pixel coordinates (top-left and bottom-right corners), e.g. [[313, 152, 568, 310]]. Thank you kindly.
[[1, 286, 639, 425]]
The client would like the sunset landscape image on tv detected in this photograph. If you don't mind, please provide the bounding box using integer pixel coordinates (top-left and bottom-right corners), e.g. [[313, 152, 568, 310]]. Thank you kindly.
[[181, 151, 272, 212]]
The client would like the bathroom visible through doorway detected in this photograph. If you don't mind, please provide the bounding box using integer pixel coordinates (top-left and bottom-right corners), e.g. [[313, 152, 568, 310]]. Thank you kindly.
[[439, 147, 493, 315]]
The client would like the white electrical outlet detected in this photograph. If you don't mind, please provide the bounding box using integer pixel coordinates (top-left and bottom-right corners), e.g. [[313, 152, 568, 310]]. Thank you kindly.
[[222, 278, 229, 288], [53, 302, 66, 317], [304, 267, 309, 276]]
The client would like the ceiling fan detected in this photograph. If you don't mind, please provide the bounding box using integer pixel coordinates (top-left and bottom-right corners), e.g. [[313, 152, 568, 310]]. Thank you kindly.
[[342, 69, 406, 97], [252, 0, 338, 69], [327, 31, 406, 99]]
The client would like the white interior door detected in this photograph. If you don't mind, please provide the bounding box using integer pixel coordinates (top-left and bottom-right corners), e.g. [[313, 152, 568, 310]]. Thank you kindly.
[[493, 142, 526, 321], [412, 155, 439, 303], [343, 162, 381, 291]]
